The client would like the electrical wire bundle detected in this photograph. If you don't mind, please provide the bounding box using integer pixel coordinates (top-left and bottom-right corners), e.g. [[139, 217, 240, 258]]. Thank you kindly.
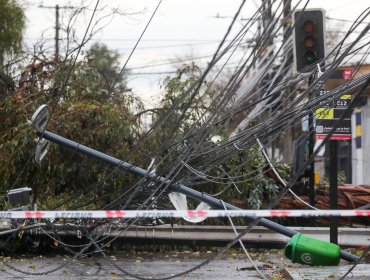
[[1, 0, 370, 279]]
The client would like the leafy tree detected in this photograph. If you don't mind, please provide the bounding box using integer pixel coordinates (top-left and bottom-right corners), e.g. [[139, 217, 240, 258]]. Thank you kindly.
[[0, 44, 143, 210], [143, 63, 216, 157], [0, 0, 25, 65], [0, 48, 286, 214], [85, 42, 128, 90], [0, 0, 25, 96]]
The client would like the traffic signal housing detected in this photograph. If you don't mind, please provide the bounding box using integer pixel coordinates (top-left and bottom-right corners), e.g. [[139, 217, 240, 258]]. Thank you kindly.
[[293, 9, 326, 73]]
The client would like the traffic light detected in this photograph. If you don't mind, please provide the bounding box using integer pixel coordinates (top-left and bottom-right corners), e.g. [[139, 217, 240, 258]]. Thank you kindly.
[[293, 9, 326, 73]]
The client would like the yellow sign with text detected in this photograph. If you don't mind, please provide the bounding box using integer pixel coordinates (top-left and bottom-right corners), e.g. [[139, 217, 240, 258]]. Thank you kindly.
[[315, 108, 334, 119]]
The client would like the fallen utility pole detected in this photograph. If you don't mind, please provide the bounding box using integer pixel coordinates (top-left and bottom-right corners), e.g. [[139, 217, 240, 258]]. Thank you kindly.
[[36, 129, 358, 263]]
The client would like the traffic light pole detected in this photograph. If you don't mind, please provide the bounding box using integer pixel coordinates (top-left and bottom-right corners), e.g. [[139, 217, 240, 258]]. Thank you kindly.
[[293, 9, 325, 214], [37, 130, 358, 262]]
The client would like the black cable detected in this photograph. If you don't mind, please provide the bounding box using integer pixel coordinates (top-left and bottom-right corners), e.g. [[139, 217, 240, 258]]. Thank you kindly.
[[109, 0, 163, 90], [5, 1, 370, 277], [339, 246, 370, 280]]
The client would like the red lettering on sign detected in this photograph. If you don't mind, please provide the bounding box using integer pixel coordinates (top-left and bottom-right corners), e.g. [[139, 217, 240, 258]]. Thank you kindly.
[[270, 210, 290, 217], [342, 69, 352, 79], [105, 210, 125, 218], [187, 210, 207, 217], [354, 210, 370, 217], [316, 134, 352, 140], [25, 211, 44, 219]]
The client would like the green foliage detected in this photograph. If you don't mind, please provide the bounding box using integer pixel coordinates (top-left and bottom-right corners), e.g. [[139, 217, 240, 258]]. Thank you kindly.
[[0, 0, 25, 64], [0, 51, 287, 213], [149, 63, 216, 159], [85, 42, 128, 90], [159, 63, 214, 131], [320, 170, 347, 189], [0, 44, 143, 210], [152, 64, 283, 211], [199, 145, 281, 210]]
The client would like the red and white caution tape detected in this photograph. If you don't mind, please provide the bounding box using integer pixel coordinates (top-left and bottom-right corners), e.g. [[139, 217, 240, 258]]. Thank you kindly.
[[0, 209, 370, 219]]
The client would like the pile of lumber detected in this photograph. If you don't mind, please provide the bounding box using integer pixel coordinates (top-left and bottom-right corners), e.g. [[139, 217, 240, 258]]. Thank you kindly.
[[277, 185, 370, 226]]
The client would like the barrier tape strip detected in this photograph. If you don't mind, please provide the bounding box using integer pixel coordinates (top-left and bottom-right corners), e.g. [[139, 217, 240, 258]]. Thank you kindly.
[[0, 209, 369, 219]]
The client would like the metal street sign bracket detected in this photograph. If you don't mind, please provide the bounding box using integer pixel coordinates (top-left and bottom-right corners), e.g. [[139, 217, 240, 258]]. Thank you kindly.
[[31, 104, 50, 133], [35, 138, 50, 165]]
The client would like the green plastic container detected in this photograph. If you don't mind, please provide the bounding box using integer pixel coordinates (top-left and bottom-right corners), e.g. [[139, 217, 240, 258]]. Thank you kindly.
[[285, 233, 341, 266]]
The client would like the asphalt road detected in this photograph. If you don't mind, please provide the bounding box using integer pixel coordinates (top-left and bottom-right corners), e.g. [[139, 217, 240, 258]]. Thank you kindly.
[[0, 250, 285, 280], [1, 250, 368, 279]]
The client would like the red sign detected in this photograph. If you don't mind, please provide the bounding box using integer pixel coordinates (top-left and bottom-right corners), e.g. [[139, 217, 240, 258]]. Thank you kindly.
[[316, 134, 352, 140], [342, 69, 352, 79]]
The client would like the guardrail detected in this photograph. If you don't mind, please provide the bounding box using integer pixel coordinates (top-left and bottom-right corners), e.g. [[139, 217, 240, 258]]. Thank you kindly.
[[35, 225, 370, 247]]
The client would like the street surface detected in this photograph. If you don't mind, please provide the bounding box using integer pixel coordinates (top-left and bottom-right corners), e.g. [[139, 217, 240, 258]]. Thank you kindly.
[[0, 250, 368, 279], [0, 250, 286, 279]]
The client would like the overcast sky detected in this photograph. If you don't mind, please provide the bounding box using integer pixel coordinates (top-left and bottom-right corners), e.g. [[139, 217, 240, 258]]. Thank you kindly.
[[24, 0, 370, 107]]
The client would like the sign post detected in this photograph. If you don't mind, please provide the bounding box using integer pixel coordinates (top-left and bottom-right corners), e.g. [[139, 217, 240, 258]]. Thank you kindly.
[[329, 140, 338, 244], [315, 68, 353, 244]]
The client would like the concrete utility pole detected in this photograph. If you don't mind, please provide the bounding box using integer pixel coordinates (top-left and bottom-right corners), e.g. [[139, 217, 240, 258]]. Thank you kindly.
[[38, 4, 74, 62], [55, 5, 60, 60], [35, 128, 359, 263], [262, 0, 272, 30], [283, 0, 291, 43], [279, 0, 295, 163]]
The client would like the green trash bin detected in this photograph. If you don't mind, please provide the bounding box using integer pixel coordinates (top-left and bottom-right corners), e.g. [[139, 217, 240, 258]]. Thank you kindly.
[[285, 233, 341, 266]]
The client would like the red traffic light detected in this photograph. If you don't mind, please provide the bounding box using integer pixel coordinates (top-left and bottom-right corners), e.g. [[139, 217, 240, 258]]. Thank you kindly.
[[303, 20, 314, 33]]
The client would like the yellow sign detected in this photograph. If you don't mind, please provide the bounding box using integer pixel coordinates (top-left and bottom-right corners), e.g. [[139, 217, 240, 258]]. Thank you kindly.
[[315, 108, 334, 119], [340, 94, 351, 99]]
